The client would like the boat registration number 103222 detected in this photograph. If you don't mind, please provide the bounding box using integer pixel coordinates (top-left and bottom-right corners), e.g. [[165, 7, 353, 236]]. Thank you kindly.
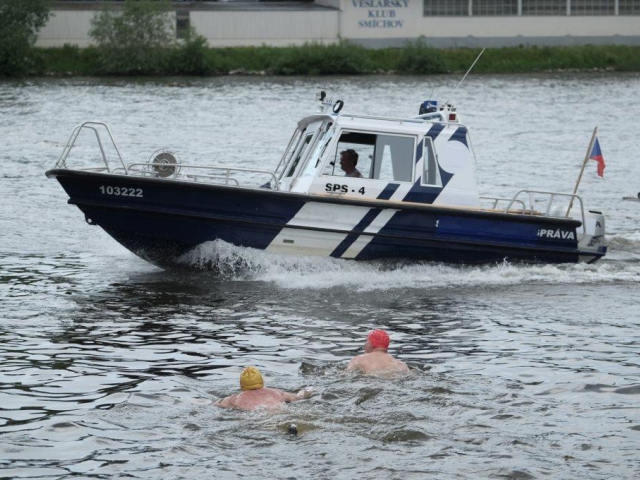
[[99, 185, 143, 197]]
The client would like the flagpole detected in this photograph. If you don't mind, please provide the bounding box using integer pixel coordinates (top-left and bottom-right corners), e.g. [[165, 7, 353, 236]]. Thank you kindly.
[[567, 126, 598, 216]]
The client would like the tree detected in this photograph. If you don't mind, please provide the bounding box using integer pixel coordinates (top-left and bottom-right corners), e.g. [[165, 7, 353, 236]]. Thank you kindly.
[[171, 27, 212, 75], [89, 0, 174, 74], [0, 0, 51, 76]]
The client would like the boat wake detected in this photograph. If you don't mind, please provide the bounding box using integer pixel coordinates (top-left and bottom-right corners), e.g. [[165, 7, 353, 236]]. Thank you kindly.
[[606, 231, 640, 255], [178, 239, 640, 291]]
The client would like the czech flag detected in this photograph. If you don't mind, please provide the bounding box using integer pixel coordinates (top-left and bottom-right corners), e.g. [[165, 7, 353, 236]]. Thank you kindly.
[[590, 137, 605, 178]]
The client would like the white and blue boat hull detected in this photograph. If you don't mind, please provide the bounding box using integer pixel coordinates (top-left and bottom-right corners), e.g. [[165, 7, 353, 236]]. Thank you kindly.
[[47, 169, 604, 268]]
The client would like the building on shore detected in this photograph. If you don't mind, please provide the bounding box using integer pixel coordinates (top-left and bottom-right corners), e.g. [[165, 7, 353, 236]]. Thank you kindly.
[[37, 0, 640, 49]]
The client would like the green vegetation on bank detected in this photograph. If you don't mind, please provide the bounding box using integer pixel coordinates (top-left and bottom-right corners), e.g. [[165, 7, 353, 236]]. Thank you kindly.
[[2, 0, 640, 77], [88, 0, 174, 74], [27, 43, 640, 77], [0, 0, 51, 76]]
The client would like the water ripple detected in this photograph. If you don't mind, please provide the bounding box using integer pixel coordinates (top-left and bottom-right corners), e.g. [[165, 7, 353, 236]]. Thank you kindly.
[[2, 74, 640, 479]]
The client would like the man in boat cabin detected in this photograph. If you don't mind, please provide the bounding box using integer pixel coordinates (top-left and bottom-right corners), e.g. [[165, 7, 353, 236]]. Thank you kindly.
[[215, 366, 312, 411], [340, 149, 363, 178], [347, 329, 410, 375]]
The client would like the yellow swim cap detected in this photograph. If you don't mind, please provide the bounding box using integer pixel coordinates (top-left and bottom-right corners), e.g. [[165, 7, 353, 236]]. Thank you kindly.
[[240, 366, 264, 391]]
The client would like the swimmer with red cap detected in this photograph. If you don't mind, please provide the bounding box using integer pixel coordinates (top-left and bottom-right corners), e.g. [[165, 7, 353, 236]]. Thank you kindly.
[[216, 366, 313, 411], [347, 329, 409, 375]]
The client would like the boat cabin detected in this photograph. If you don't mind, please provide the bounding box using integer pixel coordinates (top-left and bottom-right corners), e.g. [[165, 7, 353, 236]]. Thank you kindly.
[[275, 98, 481, 209]]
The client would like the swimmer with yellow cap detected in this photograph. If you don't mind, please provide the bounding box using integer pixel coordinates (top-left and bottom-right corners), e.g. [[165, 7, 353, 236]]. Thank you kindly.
[[216, 366, 313, 411], [347, 329, 410, 375], [240, 366, 264, 391]]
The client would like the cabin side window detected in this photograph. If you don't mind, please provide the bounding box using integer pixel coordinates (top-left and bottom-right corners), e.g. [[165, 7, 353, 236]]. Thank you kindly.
[[422, 137, 442, 187], [322, 131, 414, 182], [374, 134, 414, 182], [322, 131, 374, 178]]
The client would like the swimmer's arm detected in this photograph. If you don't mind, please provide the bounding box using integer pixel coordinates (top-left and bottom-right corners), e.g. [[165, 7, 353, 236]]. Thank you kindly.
[[346, 356, 364, 372], [279, 388, 312, 403], [215, 394, 238, 408], [397, 359, 410, 372], [296, 387, 313, 400]]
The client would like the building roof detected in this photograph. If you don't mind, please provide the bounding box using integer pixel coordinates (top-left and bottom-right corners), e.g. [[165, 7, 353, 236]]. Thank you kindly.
[[53, 1, 337, 12]]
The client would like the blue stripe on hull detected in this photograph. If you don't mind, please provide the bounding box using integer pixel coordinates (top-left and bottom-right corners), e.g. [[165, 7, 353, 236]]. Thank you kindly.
[[56, 172, 307, 268], [355, 209, 580, 264], [58, 173, 307, 228], [85, 199, 578, 266], [330, 208, 382, 258], [356, 234, 579, 264], [83, 205, 289, 268], [376, 184, 399, 200], [52, 171, 585, 268], [401, 181, 441, 204]]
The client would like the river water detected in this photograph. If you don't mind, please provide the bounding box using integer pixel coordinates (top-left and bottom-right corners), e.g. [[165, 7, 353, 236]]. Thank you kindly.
[[1, 74, 640, 479]]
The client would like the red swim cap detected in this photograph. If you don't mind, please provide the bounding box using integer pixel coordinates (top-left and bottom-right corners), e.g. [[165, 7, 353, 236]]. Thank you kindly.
[[367, 329, 390, 350]]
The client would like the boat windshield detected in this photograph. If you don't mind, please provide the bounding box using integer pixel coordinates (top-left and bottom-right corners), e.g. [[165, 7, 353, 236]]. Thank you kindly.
[[274, 128, 303, 178], [282, 121, 322, 179], [300, 123, 334, 178]]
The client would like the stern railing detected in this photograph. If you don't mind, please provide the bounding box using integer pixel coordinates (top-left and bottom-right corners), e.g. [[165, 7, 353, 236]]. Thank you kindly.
[[493, 190, 587, 241], [481, 196, 526, 213]]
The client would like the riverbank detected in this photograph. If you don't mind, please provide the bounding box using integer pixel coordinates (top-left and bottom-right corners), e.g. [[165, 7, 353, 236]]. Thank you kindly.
[[26, 43, 640, 76]]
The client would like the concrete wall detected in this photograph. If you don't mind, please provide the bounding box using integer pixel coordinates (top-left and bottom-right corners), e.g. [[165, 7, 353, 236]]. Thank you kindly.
[[36, 1, 640, 49], [191, 11, 339, 47], [36, 10, 176, 48], [36, 11, 96, 47], [36, 7, 337, 48], [341, 0, 640, 47]]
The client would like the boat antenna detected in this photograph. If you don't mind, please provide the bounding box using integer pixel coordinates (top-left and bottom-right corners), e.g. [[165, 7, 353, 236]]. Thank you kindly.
[[445, 47, 485, 106]]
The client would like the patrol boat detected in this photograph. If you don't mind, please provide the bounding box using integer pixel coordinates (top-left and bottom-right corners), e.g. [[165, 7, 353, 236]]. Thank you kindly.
[[46, 92, 607, 268]]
